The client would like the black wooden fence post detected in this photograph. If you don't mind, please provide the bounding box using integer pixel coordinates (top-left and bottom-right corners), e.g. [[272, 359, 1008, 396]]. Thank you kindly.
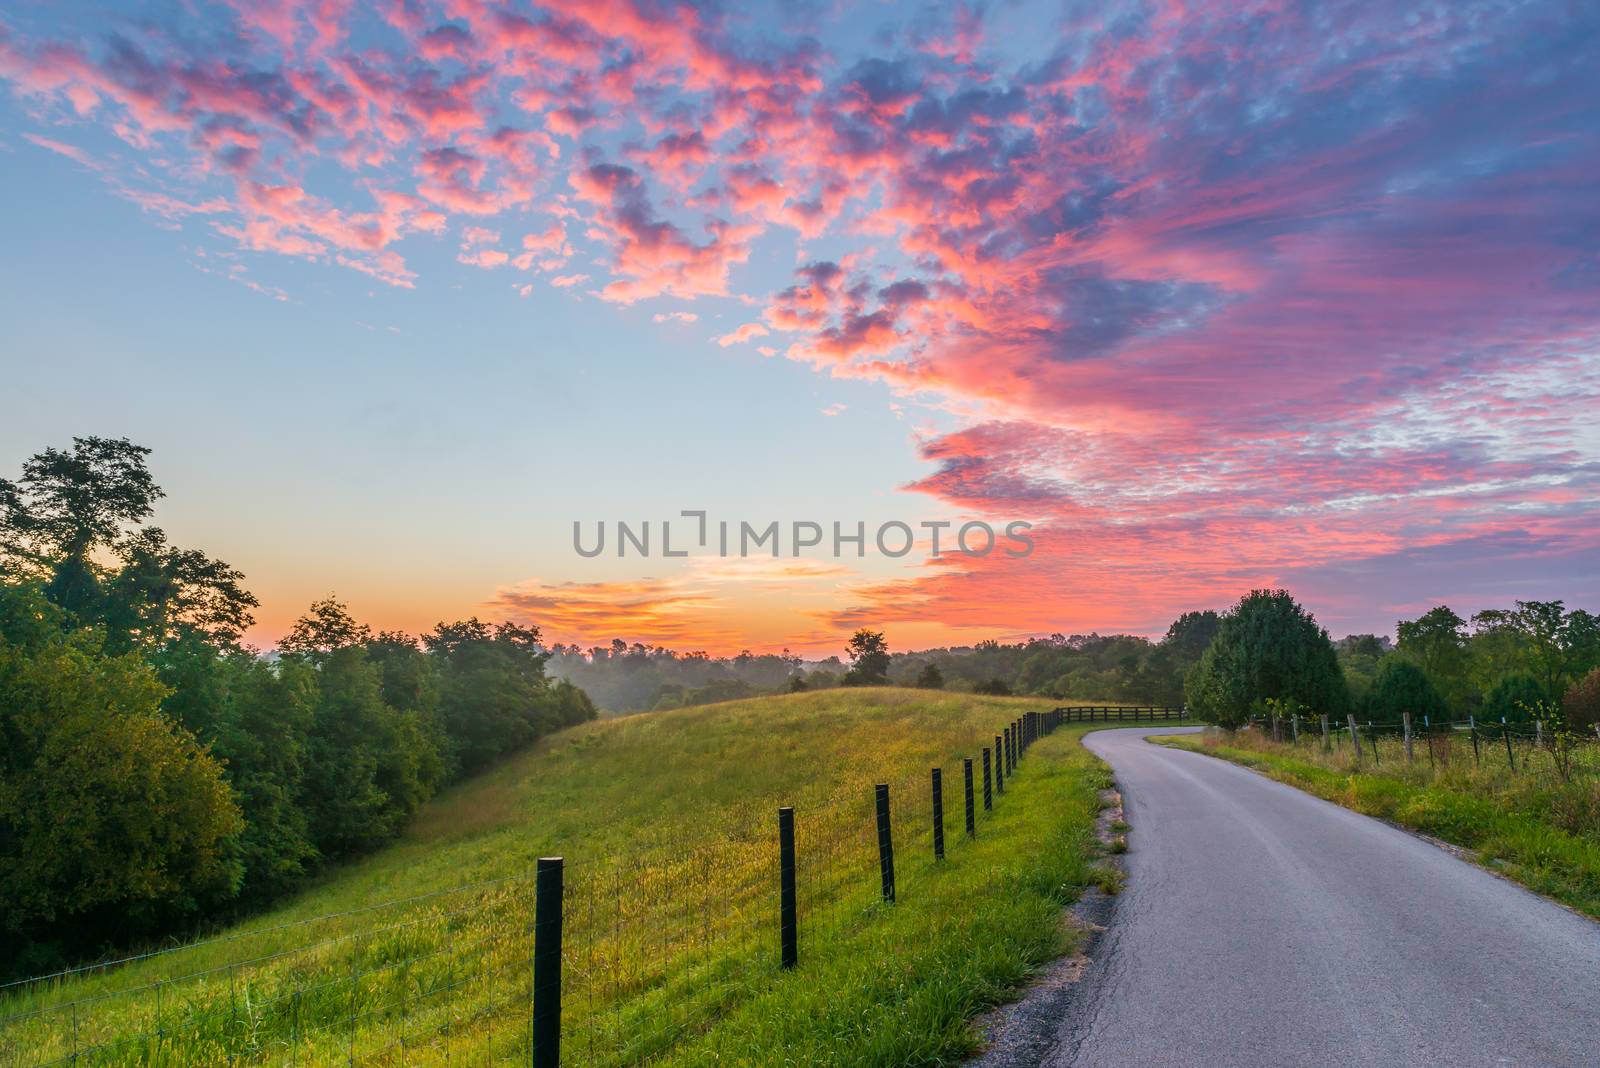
[[963, 758, 976, 835], [982, 748, 993, 811], [995, 734, 1005, 794], [931, 768, 945, 860], [778, 807, 797, 969], [532, 856, 563, 1068], [874, 784, 896, 903]]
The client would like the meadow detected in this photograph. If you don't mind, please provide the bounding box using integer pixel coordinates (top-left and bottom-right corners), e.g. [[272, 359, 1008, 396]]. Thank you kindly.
[[1, 689, 1117, 1066], [1160, 726, 1600, 918]]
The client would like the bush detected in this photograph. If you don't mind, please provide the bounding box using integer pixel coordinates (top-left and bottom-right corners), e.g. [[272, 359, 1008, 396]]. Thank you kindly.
[[1485, 673, 1546, 723], [1563, 667, 1600, 730], [1363, 657, 1449, 723], [974, 677, 1012, 696]]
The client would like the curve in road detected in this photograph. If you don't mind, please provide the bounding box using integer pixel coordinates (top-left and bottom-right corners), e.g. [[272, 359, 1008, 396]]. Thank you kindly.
[[1045, 726, 1600, 1068]]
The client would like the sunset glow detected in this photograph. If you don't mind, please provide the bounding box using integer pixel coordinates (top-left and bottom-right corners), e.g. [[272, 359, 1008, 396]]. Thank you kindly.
[[3, 0, 1596, 652]]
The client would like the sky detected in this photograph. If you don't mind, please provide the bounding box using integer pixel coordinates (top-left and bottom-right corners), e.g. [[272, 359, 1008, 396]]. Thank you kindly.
[[1, 0, 1597, 656]]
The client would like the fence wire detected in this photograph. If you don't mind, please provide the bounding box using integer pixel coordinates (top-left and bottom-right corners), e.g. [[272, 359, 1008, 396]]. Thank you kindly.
[[1, 711, 1068, 1067]]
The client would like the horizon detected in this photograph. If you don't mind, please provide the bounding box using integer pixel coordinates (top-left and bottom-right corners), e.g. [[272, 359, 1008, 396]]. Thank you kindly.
[[3, 0, 1597, 655]]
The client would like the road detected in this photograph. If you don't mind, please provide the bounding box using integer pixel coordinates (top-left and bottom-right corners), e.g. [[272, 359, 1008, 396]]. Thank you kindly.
[[1046, 726, 1600, 1068]]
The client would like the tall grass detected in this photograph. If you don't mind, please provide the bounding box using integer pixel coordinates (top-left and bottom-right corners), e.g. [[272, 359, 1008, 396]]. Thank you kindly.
[[1160, 726, 1600, 917], [1, 689, 1111, 1066]]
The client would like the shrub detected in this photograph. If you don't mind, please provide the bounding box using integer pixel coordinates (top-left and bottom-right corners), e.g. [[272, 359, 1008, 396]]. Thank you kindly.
[[1364, 657, 1449, 723], [1563, 667, 1600, 731], [1485, 673, 1546, 723]]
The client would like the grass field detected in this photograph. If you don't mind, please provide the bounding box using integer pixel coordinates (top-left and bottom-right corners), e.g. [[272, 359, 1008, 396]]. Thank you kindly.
[[2, 689, 1116, 1066], [1158, 728, 1600, 918]]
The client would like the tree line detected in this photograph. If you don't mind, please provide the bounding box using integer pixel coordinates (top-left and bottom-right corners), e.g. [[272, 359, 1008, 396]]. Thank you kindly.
[[548, 613, 1224, 712], [0, 438, 595, 978], [1185, 590, 1600, 731]]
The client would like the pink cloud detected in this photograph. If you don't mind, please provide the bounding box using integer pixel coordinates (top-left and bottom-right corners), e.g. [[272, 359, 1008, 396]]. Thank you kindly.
[[714, 322, 769, 346]]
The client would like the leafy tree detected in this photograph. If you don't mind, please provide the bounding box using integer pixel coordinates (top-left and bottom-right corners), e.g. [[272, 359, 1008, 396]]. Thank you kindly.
[[842, 629, 889, 686], [280, 595, 373, 659], [1, 437, 162, 619], [1467, 602, 1600, 702], [973, 677, 1011, 696], [1363, 656, 1448, 722], [788, 673, 809, 692], [1162, 610, 1221, 661], [1484, 673, 1545, 724], [0, 584, 241, 972], [103, 528, 258, 652], [1396, 605, 1472, 707], [915, 662, 944, 689], [153, 640, 317, 902], [425, 618, 586, 771], [1184, 589, 1349, 728], [1336, 635, 1386, 704]]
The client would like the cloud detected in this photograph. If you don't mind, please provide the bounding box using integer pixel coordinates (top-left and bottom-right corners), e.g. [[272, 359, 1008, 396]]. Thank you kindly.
[[715, 322, 769, 346], [4, 0, 1599, 638], [653, 310, 698, 322]]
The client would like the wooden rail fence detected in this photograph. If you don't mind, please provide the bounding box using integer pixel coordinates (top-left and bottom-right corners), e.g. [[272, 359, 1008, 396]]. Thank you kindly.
[[1052, 705, 1187, 723]]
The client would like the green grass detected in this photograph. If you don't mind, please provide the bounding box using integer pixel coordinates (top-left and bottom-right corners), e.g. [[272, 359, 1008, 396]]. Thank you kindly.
[[1, 688, 1113, 1066], [1157, 729, 1600, 918]]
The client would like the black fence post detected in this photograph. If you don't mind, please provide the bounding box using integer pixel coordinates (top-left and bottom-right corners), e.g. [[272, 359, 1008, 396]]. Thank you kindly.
[[931, 768, 945, 860], [982, 748, 993, 811], [963, 758, 976, 835], [778, 807, 797, 969], [1502, 718, 1515, 771], [874, 784, 896, 903], [533, 856, 563, 1068], [995, 734, 1005, 794]]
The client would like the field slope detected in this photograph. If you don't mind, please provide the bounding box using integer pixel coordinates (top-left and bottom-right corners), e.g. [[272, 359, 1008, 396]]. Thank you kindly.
[[2, 688, 1112, 1066]]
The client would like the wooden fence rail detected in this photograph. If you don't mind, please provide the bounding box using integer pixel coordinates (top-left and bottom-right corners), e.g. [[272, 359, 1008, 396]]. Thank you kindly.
[[1052, 705, 1187, 723]]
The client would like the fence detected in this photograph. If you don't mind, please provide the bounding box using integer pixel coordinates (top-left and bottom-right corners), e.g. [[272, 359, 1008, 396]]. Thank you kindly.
[[0, 709, 1073, 1067], [1053, 705, 1187, 723], [1234, 711, 1600, 783]]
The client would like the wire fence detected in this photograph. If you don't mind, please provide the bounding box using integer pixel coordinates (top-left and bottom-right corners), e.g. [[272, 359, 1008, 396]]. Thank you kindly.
[[1229, 711, 1600, 785], [0, 710, 1071, 1067]]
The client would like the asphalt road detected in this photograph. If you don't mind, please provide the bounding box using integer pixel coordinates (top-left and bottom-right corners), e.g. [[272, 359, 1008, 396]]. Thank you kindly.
[[1044, 726, 1600, 1068]]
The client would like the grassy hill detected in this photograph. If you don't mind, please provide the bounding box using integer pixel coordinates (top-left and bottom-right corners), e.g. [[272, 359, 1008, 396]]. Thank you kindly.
[[1, 689, 1117, 1066]]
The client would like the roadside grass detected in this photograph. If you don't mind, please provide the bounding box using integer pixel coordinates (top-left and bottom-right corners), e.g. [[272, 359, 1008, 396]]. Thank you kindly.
[[1155, 730, 1600, 919], [2, 689, 1111, 1067]]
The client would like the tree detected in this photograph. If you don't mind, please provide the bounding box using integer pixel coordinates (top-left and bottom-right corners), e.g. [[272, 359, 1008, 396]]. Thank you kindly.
[[1562, 667, 1600, 732], [0, 584, 241, 972], [1162, 610, 1221, 661], [103, 528, 259, 651], [1, 437, 163, 619], [788, 673, 809, 692], [1467, 602, 1600, 703], [915, 662, 944, 689], [1363, 657, 1448, 722], [280, 596, 373, 659], [1396, 606, 1471, 705], [1336, 635, 1386, 705], [842, 629, 889, 686], [1484, 673, 1545, 724], [973, 677, 1011, 696], [1184, 589, 1349, 729]]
